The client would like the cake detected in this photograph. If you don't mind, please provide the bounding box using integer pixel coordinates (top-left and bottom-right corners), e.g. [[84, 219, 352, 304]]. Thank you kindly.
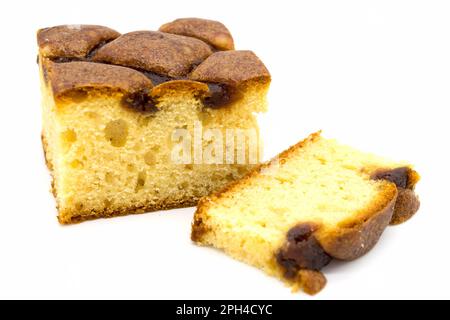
[[191, 132, 420, 295], [37, 18, 271, 223]]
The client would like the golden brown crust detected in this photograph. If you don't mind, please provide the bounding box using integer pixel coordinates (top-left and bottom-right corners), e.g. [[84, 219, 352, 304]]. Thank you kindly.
[[390, 188, 420, 225], [41, 133, 53, 171], [189, 50, 271, 86], [37, 25, 120, 59], [159, 18, 234, 51], [59, 198, 199, 224], [91, 31, 212, 77], [393, 169, 420, 224], [191, 198, 212, 242], [406, 169, 421, 189], [318, 192, 397, 260], [44, 60, 154, 98], [41, 133, 57, 201]]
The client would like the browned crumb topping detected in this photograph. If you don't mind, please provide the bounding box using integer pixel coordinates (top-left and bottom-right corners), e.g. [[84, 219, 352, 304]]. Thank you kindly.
[[46, 61, 153, 98], [159, 18, 235, 51], [189, 51, 271, 86], [91, 31, 212, 77], [37, 20, 271, 109], [37, 25, 120, 59]]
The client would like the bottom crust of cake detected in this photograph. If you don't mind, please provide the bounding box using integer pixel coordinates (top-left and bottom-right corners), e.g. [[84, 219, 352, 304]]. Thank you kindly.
[[42, 133, 199, 224], [61, 198, 199, 224]]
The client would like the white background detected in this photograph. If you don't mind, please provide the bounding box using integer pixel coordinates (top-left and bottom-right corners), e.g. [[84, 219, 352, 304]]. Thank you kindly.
[[0, 0, 449, 299]]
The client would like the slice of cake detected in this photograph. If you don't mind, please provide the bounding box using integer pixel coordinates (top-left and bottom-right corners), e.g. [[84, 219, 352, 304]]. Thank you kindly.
[[37, 19, 271, 223], [191, 132, 420, 295]]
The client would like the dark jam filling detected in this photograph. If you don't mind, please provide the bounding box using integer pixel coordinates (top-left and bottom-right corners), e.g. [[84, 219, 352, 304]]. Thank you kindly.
[[50, 56, 83, 63], [121, 91, 159, 113], [48, 55, 175, 88], [86, 39, 114, 59], [202, 83, 241, 109], [371, 167, 410, 189], [139, 70, 174, 86], [276, 223, 331, 279]]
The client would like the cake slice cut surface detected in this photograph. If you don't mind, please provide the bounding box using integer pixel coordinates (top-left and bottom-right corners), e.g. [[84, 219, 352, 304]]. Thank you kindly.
[[191, 132, 420, 294], [37, 19, 270, 223]]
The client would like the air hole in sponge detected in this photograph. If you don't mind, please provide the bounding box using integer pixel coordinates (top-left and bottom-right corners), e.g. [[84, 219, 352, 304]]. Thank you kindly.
[[104, 119, 128, 147], [135, 171, 147, 192], [61, 129, 77, 152]]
